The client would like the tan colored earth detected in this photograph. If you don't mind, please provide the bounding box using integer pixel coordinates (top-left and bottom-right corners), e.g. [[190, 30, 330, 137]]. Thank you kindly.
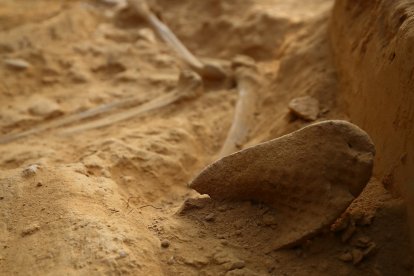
[[0, 0, 413, 275]]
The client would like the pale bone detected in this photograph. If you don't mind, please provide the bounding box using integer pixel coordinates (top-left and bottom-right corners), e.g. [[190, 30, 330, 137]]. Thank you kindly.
[[61, 70, 203, 135], [0, 96, 144, 144], [128, 0, 226, 80], [219, 56, 260, 157], [0, 71, 201, 144], [190, 120, 375, 249]]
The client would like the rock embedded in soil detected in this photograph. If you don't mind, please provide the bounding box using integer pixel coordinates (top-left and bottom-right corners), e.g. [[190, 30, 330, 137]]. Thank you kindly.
[[161, 240, 170, 248], [338, 252, 353, 262], [288, 95, 320, 121], [28, 97, 63, 119], [190, 120, 375, 249], [21, 223, 40, 236]]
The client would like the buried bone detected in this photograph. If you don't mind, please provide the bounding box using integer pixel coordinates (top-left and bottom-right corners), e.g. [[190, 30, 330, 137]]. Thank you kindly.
[[219, 55, 260, 157], [127, 0, 227, 80], [0, 96, 144, 144], [61, 70, 202, 134], [190, 120, 375, 249], [0, 70, 202, 143]]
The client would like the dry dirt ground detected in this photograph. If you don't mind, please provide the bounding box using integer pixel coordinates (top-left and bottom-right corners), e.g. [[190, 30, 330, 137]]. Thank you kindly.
[[0, 0, 412, 275]]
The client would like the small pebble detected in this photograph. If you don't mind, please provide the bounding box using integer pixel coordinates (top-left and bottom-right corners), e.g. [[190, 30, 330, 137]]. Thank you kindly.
[[21, 223, 40, 237], [167, 256, 175, 265], [122, 176, 133, 183], [338, 252, 353, 262], [118, 250, 128, 258], [205, 213, 215, 222], [341, 219, 356, 242], [229, 260, 246, 270], [355, 236, 371, 248], [351, 248, 364, 265], [262, 213, 278, 226], [288, 96, 319, 121], [362, 242, 377, 258], [28, 97, 63, 119], [137, 28, 156, 44], [161, 240, 170, 248]]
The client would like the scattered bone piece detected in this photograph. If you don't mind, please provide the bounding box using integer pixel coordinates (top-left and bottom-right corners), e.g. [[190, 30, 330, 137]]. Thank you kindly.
[[22, 164, 40, 178], [128, 0, 226, 80], [4, 58, 31, 70], [288, 96, 319, 121], [190, 120, 375, 249], [61, 70, 202, 134], [219, 55, 260, 157]]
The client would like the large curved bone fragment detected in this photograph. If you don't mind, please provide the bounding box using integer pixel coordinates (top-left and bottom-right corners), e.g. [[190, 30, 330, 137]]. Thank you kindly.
[[128, 0, 226, 80], [219, 56, 260, 157], [61, 70, 203, 135], [190, 120, 375, 249]]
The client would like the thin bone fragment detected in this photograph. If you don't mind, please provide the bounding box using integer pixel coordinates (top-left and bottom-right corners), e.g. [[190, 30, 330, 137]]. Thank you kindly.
[[219, 56, 260, 157], [0, 71, 200, 144], [0, 95, 146, 144], [128, 0, 226, 80], [61, 70, 203, 135]]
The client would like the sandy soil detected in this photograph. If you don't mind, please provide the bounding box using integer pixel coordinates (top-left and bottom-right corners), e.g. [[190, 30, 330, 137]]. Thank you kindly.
[[0, 0, 412, 275]]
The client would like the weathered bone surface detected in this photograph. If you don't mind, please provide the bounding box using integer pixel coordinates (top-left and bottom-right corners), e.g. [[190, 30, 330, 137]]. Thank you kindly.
[[61, 70, 202, 134], [128, 0, 227, 80], [0, 95, 146, 144], [219, 55, 260, 157], [0, 71, 201, 143], [190, 120, 375, 249]]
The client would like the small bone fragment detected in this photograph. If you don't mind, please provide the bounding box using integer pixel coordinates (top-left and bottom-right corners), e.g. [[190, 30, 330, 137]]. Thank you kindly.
[[4, 58, 31, 70], [61, 70, 202, 134], [22, 164, 40, 177], [190, 120, 375, 249], [219, 56, 260, 157], [288, 96, 319, 121], [128, 0, 226, 80]]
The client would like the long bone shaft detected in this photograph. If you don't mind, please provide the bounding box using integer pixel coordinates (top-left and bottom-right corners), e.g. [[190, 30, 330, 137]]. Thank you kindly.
[[219, 56, 260, 157], [61, 70, 203, 135], [0, 97, 142, 144], [0, 71, 201, 143], [128, 0, 226, 80]]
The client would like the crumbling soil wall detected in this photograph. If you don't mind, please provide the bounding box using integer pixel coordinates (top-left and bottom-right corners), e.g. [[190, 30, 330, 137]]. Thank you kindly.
[[330, 0, 414, 193], [330, 0, 414, 243]]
